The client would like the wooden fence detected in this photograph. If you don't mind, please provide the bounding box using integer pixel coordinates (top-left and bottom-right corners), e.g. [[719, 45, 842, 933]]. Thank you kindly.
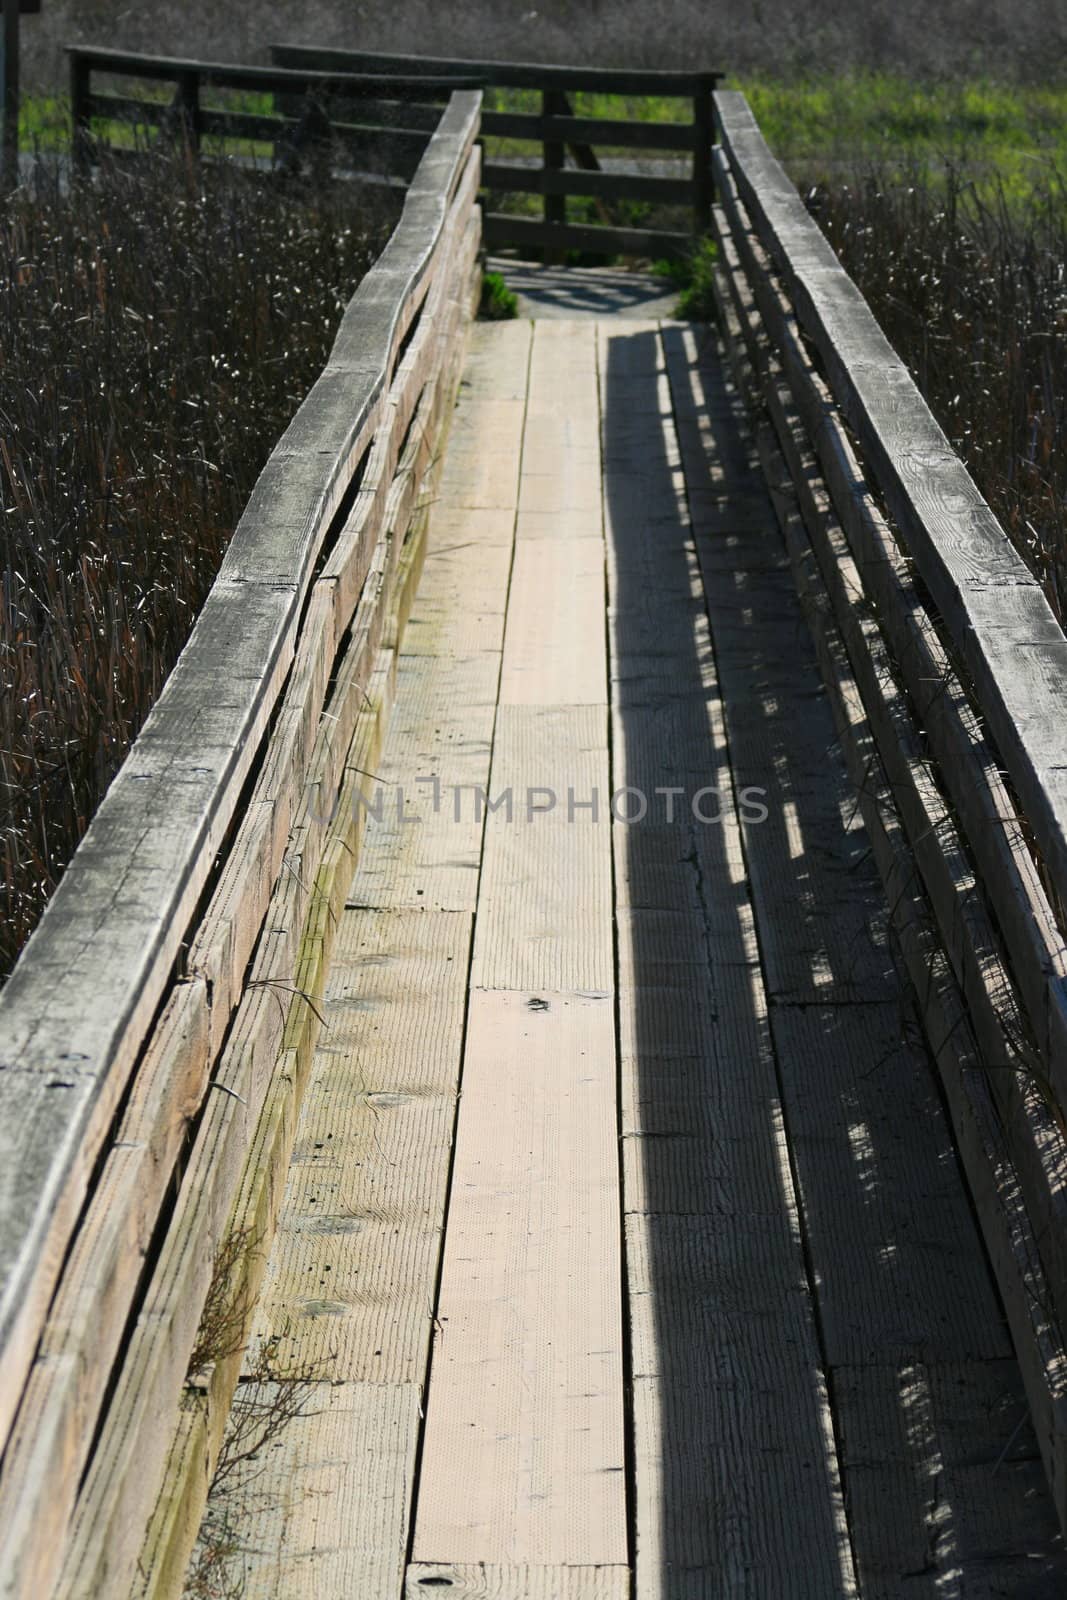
[[68, 45, 482, 179], [711, 89, 1067, 1526], [0, 86, 482, 1600], [271, 45, 721, 258]]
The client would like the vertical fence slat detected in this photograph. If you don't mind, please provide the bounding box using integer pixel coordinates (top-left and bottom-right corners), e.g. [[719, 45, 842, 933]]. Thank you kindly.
[[542, 86, 567, 263], [692, 71, 715, 236]]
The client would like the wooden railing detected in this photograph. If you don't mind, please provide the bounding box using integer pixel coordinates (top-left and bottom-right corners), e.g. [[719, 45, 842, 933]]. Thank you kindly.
[[68, 45, 482, 179], [711, 89, 1067, 1527], [272, 45, 721, 258], [0, 87, 482, 1600]]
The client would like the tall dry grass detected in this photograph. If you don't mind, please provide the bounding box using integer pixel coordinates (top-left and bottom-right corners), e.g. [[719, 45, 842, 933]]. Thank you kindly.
[[808, 166, 1067, 619], [0, 150, 394, 974]]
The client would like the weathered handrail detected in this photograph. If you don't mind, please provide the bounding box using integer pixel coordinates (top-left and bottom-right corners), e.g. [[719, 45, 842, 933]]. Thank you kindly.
[[711, 88, 1067, 1529], [273, 44, 722, 258], [0, 86, 482, 1599]]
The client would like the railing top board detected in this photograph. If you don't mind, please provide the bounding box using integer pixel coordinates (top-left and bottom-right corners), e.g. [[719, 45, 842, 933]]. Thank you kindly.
[[0, 88, 481, 1451], [70, 45, 483, 97], [272, 42, 720, 96], [713, 88, 1067, 916]]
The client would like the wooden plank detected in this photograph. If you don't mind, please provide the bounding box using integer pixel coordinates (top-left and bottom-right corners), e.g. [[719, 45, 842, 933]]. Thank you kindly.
[[712, 172, 1067, 1096], [272, 43, 714, 96], [173, 321, 515, 1597], [833, 1360, 1066, 1598], [481, 108, 697, 150], [753, 341, 1067, 1325], [71, 45, 481, 96], [469, 321, 610, 991], [659, 331, 895, 1005], [714, 90, 1067, 918], [0, 88, 481, 1460], [246, 910, 473, 1383], [407, 1566, 631, 1599], [46, 166, 480, 1597], [132, 319, 479, 1597], [627, 1215, 856, 1598], [439, 399, 529, 509], [484, 213, 690, 259], [414, 316, 623, 1570], [481, 162, 692, 206], [469, 703, 611, 993], [412, 989, 626, 1568], [500, 541, 607, 706], [599, 320, 857, 1595], [133, 1394, 209, 1600], [235, 1382, 423, 1600]]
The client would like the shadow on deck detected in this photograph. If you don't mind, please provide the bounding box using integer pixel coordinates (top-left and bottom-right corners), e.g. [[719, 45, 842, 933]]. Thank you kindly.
[[603, 323, 1065, 1595]]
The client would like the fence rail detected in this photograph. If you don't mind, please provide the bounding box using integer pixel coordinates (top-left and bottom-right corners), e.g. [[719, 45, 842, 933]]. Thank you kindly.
[[272, 45, 721, 257], [68, 45, 482, 179], [0, 85, 482, 1600], [711, 87, 1067, 1528]]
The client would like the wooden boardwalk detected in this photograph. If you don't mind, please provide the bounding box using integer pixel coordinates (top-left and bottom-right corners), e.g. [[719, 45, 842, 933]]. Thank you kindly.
[[211, 303, 1067, 1598]]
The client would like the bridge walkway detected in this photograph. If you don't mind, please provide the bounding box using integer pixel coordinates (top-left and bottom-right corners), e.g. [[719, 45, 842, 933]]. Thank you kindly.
[[210, 298, 1067, 1597]]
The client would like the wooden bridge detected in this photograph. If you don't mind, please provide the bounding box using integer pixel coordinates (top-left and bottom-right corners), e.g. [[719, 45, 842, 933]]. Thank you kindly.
[[2, 73, 1067, 1599]]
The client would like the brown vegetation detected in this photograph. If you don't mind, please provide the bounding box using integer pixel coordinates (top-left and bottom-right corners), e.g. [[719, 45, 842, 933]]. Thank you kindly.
[[809, 165, 1067, 617], [0, 150, 394, 974]]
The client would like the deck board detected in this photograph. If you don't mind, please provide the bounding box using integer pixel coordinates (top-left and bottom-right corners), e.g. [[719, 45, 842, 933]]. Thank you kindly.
[[182, 306, 1067, 1599], [412, 320, 626, 1574], [198, 321, 527, 1599], [601, 319, 857, 1597]]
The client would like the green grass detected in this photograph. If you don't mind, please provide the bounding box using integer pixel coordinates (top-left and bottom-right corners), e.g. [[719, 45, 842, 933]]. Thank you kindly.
[[479, 269, 519, 319], [652, 235, 719, 320], [23, 75, 1066, 203], [734, 75, 1067, 199]]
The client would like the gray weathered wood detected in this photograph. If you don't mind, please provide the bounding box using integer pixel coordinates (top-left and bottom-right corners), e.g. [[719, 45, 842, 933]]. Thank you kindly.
[[70, 45, 480, 97], [0, 83, 479, 1541], [714, 90, 1067, 921], [601, 320, 858, 1597], [483, 213, 690, 259], [731, 344, 1067, 1538], [272, 43, 716, 97], [481, 107, 697, 150], [482, 161, 692, 206], [710, 166, 1067, 1095]]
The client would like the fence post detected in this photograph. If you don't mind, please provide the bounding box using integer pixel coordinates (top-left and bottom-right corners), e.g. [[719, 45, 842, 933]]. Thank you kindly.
[[177, 67, 201, 154], [1, 0, 20, 191], [69, 48, 92, 174], [542, 85, 566, 264], [692, 72, 714, 237]]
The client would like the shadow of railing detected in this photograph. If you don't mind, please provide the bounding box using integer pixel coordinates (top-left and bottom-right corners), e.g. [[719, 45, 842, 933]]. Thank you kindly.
[[601, 324, 1064, 1593]]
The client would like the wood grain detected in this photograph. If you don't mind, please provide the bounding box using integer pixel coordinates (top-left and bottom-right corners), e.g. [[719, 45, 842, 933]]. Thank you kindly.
[[714, 90, 1067, 919], [406, 1566, 631, 1599], [236, 1382, 423, 1600], [601, 319, 857, 1596], [0, 89, 482, 1471], [158, 297, 515, 1598], [246, 909, 474, 1383], [412, 989, 626, 1569]]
